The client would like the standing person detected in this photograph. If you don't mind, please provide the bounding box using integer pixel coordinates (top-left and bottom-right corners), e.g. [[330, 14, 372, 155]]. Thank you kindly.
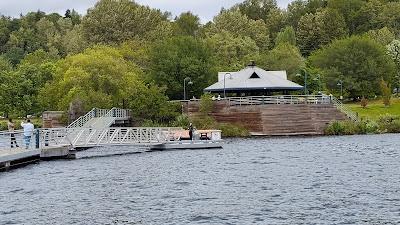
[[8, 118, 19, 148], [188, 123, 194, 141], [21, 119, 34, 149]]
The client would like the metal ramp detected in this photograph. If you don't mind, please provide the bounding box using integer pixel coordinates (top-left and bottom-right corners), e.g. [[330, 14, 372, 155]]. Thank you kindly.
[[38, 127, 184, 149], [67, 108, 131, 129]]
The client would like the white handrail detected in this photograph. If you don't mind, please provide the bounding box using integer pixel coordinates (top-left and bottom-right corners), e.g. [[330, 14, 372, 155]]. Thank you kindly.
[[225, 95, 330, 106], [330, 97, 359, 122], [37, 127, 183, 148]]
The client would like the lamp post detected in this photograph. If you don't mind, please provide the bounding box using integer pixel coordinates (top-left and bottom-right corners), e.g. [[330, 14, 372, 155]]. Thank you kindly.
[[337, 80, 343, 100], [296, 70, 308, 95], [223, 73, 231, 98], [313, 74, 321, 94], [183, 77, 193, 100]]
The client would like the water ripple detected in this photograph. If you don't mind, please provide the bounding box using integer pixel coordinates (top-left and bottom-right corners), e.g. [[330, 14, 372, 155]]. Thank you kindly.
[[1, 134, 400, 224]]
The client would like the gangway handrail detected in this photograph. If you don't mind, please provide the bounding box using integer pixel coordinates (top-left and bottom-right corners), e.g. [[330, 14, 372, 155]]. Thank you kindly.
[[37, 127, 184, 148], [67, 108, 109, 128]]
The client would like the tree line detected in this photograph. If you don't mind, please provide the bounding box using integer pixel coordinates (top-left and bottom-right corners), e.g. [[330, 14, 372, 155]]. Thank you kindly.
[[1, 0, 400, 124]]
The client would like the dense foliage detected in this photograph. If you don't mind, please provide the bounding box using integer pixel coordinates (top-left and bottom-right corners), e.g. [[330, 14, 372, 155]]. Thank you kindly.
[[1, 0, 400, 125]]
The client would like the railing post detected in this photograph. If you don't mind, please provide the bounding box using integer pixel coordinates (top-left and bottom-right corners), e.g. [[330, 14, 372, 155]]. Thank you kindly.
[[35, 129, 40, 149]]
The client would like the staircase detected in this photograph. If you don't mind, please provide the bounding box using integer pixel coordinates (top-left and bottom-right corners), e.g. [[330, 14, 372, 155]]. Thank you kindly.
[[185, 96, 354, 136]]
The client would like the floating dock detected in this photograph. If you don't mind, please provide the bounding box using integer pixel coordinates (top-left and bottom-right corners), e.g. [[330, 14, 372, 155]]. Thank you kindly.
[[0, 146, 73, 171], [0, 148, 41, 171]]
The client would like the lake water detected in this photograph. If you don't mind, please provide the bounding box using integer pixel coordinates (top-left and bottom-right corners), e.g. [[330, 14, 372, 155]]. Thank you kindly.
[[1, 134, 400, 225]]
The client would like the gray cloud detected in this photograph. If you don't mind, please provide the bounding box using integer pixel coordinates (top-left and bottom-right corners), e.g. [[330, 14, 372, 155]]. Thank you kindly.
[[0, 0, 293, 22]]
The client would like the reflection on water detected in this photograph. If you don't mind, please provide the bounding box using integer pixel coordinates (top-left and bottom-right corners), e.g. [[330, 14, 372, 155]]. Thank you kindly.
[[1, 134, 400, 224]]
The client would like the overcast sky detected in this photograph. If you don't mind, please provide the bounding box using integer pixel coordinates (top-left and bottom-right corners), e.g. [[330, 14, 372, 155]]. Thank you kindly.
[[0, 0, 294, 22]]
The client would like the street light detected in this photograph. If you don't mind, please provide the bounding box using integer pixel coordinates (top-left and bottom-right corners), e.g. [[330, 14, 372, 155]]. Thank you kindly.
[[313, 74, 321, 94], [223, 73, 231, 98], [296, 70, 308, 95], [337, 80, 343, 100], [183, 77, 193, 100]]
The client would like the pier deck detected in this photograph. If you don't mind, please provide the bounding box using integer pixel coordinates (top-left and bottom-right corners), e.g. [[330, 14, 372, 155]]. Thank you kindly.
[[0, 148, 41, 171]]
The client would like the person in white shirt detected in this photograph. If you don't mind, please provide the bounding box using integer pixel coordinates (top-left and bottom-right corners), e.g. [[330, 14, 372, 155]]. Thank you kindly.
[[21, 119, 34, 149]]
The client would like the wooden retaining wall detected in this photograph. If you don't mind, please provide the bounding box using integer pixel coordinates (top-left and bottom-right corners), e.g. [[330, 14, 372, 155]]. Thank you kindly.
[[183, 100, 347, 136]]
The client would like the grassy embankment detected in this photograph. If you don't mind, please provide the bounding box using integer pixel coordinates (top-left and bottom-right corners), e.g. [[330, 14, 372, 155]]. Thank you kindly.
[[347, 98, 400, 120], [325, 97, 400, 135]]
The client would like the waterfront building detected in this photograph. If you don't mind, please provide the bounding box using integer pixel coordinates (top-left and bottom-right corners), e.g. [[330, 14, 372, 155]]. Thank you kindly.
[[204, 62, 303, 96]]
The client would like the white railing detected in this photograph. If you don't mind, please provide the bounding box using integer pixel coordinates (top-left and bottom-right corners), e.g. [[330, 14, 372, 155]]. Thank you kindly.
[[67, 108, 131, 129], [226, 95, 331, 106], [37, 128, 73, 149], [90, 108, 131, 129], [331, 97, 359, 122], [67, 108, 108, 128], [38, 127, 183, 148], [0, 130, 33, 151]]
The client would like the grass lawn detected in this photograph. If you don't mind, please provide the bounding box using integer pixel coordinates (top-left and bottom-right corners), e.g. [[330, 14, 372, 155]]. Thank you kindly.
[[347, 97, 400, 120]]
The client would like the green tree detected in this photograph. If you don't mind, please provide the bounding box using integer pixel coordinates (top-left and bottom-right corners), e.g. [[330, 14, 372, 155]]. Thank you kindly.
[[206, 31, 259, 71], [327, 0, 364, 34], [387, 39, 400, 92], [310, 35, 396, 98], [366, 27, 395, 46], [297, 8, 347, 55], [207, 10, 270, 50], [275, 26, 296, 46], [233, 0, 279, 21], [173, 12, 201, 36], [39, 45, 175, 122], [379, 2, 400, 36], [149, 36, 215, 100], [257, 43, 304, 78], [296, 13, 320, 55], [81, 0, 168, 44]]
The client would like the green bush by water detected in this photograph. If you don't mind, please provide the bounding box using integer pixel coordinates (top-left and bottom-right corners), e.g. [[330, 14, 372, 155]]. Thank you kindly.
[[325, 114, 400, 135], [217, 123, 250, 137]]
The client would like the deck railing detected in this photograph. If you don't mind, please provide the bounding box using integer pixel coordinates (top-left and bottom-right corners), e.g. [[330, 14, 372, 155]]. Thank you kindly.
[[177, 94, 359, 121], [225, 95, 331, 106], [330, 97, 359, 122]]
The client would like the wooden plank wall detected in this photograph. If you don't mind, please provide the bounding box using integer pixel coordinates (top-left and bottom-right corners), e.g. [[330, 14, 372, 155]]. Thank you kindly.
[[184, 100, 347, 136]]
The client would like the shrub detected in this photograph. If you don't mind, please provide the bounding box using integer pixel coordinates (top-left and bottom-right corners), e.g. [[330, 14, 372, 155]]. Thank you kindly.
[[217, 123, 250, 137], [0, 121, 7, 131], [364, 120, 379, 134], [380, 79, 392, 107], [140, 119, 168, 127], [325, 121, 346, 135], [192, 116, 217, 130], [172, 114, 191, 128], [377, 114, 400, 133], [199, 93, 214, 115], [360, 97, 368, 108]]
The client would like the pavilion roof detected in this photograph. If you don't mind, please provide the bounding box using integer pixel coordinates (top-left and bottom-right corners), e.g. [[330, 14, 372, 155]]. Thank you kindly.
[[204, 66, 303, 92]]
